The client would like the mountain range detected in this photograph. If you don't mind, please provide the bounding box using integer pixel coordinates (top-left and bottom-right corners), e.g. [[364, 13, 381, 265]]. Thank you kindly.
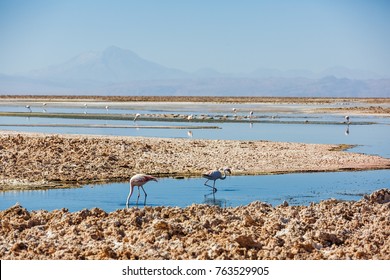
[[1, 46, 389, 97]]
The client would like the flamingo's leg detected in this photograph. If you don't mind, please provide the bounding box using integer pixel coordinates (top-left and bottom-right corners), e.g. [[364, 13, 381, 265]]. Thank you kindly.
[[204, 179, 215, 189], [141, 186, 147, 205], [212, 180, 217, 193], [136, 187, 141, 206]]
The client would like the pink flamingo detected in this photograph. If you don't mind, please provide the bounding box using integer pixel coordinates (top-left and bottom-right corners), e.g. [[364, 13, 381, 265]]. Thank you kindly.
[[127, 174, 158, 207], [202, 168, 231, 193]]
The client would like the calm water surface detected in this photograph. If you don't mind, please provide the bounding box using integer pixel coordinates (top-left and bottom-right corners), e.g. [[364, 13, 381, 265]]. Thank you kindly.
[[1, 170, 389, 212]]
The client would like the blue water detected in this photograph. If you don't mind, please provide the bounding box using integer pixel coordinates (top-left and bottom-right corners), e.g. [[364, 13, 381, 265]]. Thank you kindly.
[[1, 170, 389, 212], [1, 103, 389, 211]]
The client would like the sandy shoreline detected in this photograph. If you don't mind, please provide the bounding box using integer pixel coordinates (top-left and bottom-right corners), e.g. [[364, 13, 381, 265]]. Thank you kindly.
[[1, 189, 389, 260], [1, 131, 389, 190]]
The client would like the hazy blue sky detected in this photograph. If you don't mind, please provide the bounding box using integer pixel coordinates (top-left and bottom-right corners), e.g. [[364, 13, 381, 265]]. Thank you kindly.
[[0, 0, 389, 75]]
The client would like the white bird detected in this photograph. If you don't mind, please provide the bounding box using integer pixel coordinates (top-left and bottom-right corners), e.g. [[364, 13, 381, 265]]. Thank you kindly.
[[249, 111, 254, 119], [187, 130, 193, 138], [202, 167, 231, 193], [105, 105, 109, 112], [25, 105, 32, 112], [127, 174, 158, 207], [134, 113, 141, 122], [345, 115, 350, 123], [187, 114, 193, 121]]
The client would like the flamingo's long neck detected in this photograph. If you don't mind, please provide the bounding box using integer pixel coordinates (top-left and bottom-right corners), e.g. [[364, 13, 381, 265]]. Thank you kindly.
[[220, 170, 228, 180], [127, 185, 135, 203]]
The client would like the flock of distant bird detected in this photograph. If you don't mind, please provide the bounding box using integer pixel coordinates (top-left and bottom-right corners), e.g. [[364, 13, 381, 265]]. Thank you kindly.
[[25, 103, 353, 128], [23, 103, 352, 207]]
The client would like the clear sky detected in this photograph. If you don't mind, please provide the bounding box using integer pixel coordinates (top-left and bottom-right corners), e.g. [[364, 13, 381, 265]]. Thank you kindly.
[[0, 0, 389, 75]]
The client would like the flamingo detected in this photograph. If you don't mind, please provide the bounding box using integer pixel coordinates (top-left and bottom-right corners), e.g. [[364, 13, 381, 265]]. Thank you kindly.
[[134, 113, 141, 122], [105, 105, 109, 112], [25, 105, 32, 112], [187, 114, 193, 121], [345, 115, 350, 124], [202, 167, 231, 193], [249, 111, 254, 120], [126, 174, 158, 207]]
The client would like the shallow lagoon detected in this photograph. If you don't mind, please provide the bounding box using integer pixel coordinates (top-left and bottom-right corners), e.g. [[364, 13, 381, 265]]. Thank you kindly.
[[1, 102, 389, 211], [1, 170, 389, 212]]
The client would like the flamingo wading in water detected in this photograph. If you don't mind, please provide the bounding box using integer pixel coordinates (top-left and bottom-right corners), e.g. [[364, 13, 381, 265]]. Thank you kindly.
[[126, 174, 158, 207], [202, 168, 231, 193]]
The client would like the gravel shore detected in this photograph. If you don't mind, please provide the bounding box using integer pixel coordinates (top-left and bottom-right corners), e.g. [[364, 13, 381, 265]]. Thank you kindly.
[[1, 131, 389, 189], [1, 189, 389, 260]]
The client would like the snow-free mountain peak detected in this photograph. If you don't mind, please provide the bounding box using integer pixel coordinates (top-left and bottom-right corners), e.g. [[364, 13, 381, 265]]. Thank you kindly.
[[29, 46, 188, 83]]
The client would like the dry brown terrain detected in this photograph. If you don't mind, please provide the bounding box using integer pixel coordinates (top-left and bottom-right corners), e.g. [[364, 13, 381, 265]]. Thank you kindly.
[[0, 189, 389, 260], [1, 131, 389, 190], [1, 94, 390, 104]]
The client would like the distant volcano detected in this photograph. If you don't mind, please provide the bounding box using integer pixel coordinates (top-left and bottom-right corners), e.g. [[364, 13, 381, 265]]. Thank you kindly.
[[28, 46, 189, 83]]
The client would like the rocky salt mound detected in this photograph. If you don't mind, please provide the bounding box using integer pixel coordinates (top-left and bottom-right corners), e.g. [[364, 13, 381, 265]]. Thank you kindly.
[[1, 132, 390, 190], [0, 189, 389, 260]]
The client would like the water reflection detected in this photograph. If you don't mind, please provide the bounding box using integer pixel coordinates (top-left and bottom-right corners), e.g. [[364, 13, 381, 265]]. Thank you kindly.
[[203, 191, 227, 207], [345, 124, 350, 136]]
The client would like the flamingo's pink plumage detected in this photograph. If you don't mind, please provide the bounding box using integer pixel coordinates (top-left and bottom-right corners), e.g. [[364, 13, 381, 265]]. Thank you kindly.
[[127, 174, 158, 207]]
